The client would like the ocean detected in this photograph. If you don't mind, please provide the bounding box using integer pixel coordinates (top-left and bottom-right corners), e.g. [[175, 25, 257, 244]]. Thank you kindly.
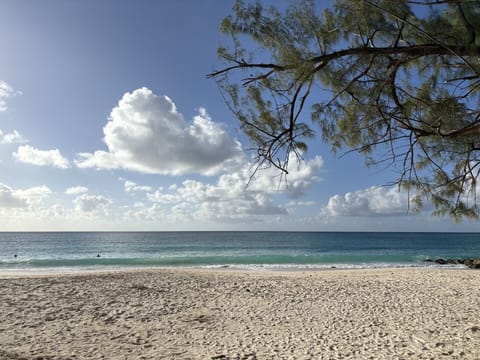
[[1, 232, 480, 273]]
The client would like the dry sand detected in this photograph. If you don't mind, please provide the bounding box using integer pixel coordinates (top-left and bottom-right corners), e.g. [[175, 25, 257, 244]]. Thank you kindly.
[[0, 268, 479, 359]]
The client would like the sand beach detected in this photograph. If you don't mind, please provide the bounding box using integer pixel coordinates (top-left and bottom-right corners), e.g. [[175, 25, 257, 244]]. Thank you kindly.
[[1, 268, 479, 359]]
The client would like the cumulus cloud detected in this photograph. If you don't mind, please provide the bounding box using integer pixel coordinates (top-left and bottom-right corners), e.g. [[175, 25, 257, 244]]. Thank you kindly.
[[143, 153, 322, 221], [122, 179, 152, 193], [13, 145, 69, 169], [241, 152, 323, 198], [0, 183, 51, 208], [74, 194, 111, 212], [148, 179, 287, 221], [0, 183, 28, 208], [0, 130, 28, 144], [75, 87, 245, 175], [65, 186, 89, 195], [323, 186, 409, 216], [0, 81, 21, 112], [16, 185, 52, 204], [287, 200, 317, 207], [147, 189, 179, 204]]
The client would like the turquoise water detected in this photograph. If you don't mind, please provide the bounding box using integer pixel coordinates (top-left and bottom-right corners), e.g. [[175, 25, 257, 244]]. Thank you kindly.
[[1, 232, 479, 272]]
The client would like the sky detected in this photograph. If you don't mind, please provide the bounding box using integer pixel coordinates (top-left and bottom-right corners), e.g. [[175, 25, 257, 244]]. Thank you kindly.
[[0, 0, 478, 232]]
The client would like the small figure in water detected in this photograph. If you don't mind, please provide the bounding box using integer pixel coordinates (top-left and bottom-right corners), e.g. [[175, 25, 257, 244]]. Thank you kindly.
[[14, 254, 17, 258], [96, 253, 101, 258]]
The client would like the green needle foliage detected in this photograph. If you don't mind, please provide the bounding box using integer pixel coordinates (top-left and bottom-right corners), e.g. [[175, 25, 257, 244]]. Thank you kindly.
[[208, 0, 480, 221]]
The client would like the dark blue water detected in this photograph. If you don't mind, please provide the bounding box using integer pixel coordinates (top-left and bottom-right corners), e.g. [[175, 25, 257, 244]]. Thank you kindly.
[[1, 232, 479, 272]]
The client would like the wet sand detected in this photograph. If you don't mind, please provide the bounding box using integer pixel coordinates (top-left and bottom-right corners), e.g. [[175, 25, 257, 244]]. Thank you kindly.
[[1, 268, 479, 359]]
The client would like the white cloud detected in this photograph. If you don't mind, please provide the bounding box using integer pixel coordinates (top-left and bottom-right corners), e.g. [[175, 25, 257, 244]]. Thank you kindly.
[[0, 183, 51, 208], [0, 129, 28, 144], [75, 87, 245, 175], [0, 81, 21, 112], [241, 152, 323, 198], [13, 145, 69, 169], [143, 153, 322, 221], [123, 179, 152, 193], [287, 200, 317, 207], [147, 189, 179, 204], [323, 186, 409, 216], [65, 186, 89, 195], [74, 194, 111, 212], [0, 183, 28, 208], [16, 185, 52, 205]]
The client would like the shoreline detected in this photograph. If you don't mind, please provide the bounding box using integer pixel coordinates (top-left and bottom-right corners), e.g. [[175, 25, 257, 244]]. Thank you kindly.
[[1, 268, 479, 359], [0, 264, 474, 279], [0, 262, 470, 278]]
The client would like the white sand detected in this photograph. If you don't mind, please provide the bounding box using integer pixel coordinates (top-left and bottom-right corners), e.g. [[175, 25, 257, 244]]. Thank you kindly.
[[1, 268, 479, 359]]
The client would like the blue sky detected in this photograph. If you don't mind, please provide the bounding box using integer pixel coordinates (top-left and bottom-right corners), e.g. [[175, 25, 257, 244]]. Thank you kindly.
[[0, 0, 477, 231]]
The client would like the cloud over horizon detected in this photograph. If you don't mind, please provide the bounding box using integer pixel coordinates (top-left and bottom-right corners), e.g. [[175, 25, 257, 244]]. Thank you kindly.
[[0, 83, 324, 227], [75, 87, 245, 176], [246, 152, 323, 198], [142, 154, 323, 222], [0, 183, 28, 208], [323, 186, 409, 217], [0, 182, 51, 208], [73, 194, 111, 213]]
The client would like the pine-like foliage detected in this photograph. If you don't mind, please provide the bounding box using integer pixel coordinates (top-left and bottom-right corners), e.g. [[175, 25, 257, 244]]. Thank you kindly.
[[209, 0, 480, 221]]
